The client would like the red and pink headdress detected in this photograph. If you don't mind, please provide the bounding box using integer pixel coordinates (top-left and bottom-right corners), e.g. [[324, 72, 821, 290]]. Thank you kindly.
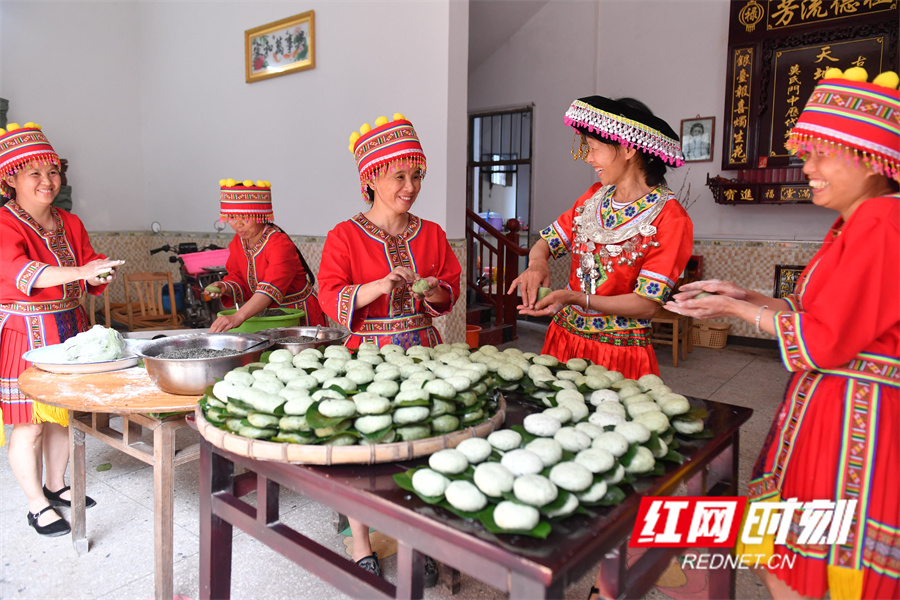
[[786, 68, 900, 183], [0, 123, 60, 197], [219, 178, 274, 222], [349, 113, 426, 202]]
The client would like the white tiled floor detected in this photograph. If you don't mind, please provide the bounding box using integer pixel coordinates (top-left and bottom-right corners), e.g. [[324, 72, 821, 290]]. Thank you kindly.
[[0, 321, 785, 600]]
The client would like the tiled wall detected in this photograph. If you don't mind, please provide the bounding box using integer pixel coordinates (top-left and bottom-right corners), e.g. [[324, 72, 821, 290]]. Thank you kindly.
[[538, 235, 823, 340], [90, 230, 821, 343], [88, 231, 467, 344]]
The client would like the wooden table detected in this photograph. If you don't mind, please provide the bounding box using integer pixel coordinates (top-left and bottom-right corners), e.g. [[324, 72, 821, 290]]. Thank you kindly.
[[196, 397, 752, 600], [17, 366, 201, 600]]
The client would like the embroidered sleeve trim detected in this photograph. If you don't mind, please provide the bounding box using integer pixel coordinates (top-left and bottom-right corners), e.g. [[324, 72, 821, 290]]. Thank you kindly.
[[337, 285, 361, 328], [783, 295, 802, 311], [255, 282, 284, 304], [225, 281, 245, 305], [540, 221, 570, 259], [776, 311, 820, 372], [16, 261, 48, 295], [423, 281, 454, 317], [638, 268, 675, 288], [633, 274, 671, 304]]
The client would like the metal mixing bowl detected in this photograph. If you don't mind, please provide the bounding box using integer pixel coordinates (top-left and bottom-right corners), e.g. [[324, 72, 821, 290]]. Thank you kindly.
[[136, 333, 272, 395], [257, 326, 350, 355]]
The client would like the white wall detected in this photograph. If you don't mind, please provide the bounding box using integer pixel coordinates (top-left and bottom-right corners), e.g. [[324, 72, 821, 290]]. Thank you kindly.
[[468, 0, 600, 232], [2, 1, 465, 237], [2, 2, 147, 231], [469, 0, 836, 241]]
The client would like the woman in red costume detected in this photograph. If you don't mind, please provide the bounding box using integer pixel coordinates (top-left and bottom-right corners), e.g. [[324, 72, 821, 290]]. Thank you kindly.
[[0, 122, 122, 536], [317, 113, 461, 351], [317, 113, 461, 586], [668, 68, 900, 600], [510, 96, 693, 379], [206, 179, 326, 332]]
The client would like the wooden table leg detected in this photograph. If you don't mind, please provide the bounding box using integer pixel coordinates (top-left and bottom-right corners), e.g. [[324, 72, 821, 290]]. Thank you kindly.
[[153, 421, 176, 600], [672, 320, 680, 367], [199, 442, 234, 600], [69, 410, 88, 555], [395, 543, 424, 600]]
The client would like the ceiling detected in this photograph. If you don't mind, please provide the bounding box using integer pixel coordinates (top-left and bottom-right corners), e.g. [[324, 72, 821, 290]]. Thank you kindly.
[[468, 0, 551, 72]]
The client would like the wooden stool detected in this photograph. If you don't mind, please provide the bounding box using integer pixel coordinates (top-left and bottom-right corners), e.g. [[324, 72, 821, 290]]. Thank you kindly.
[[650, 308, 693, 367]]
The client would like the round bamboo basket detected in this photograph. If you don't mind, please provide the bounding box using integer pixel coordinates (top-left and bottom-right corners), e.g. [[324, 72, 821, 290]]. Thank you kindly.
[[194, 395, 507, 464]]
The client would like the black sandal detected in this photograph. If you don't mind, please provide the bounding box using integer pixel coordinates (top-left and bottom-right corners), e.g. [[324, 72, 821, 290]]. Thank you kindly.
[[44, 485, 96, 509], [423, 555, 439, 588], [356, 552, 382, 577], [27, 505, 71, 537]]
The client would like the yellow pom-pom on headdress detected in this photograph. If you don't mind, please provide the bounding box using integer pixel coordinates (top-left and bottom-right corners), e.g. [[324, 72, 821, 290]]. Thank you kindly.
[[873, 71, 900, 90], [359, 123, 371, 135], [374, 116, 389, 127], [393, 113, 405, 121], [823, 67, 844, 79], [348, 131, 361, 153], [225, 178, 236, 187], [842, 67, 868, 82], [6, 123, 19, 132]]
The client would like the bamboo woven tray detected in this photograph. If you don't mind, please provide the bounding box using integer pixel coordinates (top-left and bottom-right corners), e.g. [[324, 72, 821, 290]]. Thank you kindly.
[[194, 395, 507, 464]]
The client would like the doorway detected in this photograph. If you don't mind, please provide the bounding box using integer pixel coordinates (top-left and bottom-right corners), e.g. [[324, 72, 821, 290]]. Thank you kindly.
[[468, 107, 533, 232]]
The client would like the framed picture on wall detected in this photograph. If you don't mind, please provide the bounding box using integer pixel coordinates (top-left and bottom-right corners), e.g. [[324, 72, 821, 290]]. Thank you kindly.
[[245, 10, 315, 83], [680, 116, 715, 163]]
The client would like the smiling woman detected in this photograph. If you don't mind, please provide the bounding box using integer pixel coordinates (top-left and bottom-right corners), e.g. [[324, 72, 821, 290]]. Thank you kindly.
[[666, 68, 900, 600], [0, 122, 123, 537], [508, 95, 694, 379], [315, 113, 461, 587]]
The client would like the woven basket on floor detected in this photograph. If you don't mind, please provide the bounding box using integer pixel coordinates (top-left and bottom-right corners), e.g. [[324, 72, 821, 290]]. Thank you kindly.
[[691, 320, 730, 349], [194, 395, 506, 464]]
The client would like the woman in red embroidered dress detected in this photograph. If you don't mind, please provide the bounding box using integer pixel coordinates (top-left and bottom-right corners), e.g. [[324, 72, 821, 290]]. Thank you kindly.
[[316, 114, 460, 586], [206, 180, 326, 332], [0, 123, 123, 536], [318, 114, 461, 351], [668, 69, 900, 600], [510, 96, 693, 379]]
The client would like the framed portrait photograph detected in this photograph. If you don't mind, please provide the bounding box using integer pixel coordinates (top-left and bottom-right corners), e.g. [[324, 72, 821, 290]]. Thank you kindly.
[[680, 116, 715, 163], [245, 10, 315, 83]]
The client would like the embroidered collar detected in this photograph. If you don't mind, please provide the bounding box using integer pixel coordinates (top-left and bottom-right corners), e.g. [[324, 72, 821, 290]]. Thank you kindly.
[[575, 184, 670, 245], [6, 201, 63, 238], [352, 212, 421, 241], [241, 224, 275, 256]]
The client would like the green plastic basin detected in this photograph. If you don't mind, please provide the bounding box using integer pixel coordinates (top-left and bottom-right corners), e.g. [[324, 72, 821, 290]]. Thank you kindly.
[[217, 308, 305, 333]]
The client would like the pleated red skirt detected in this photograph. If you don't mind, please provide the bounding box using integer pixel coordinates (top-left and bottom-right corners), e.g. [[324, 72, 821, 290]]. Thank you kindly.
[[755, 374, 899, 599], [1, 306, 89, 424], [541, 320, 659, 379]]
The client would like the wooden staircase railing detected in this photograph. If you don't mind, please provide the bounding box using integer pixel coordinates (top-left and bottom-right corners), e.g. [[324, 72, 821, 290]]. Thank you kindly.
[[465, 209, 530, 339]]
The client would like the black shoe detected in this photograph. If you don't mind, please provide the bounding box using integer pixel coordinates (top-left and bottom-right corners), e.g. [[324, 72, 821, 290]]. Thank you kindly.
[[44, 485, 96, 509], [423, 555, 439, 588], [27, 505, 71, 537], [356, 552, 382, 577]]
